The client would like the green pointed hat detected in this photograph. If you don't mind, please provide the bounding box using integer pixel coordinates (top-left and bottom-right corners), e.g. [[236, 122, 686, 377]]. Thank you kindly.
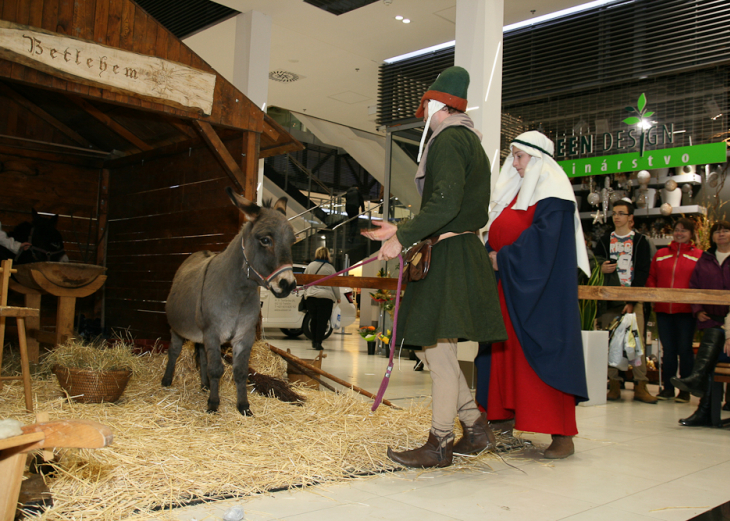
[[415, 66, 470, 118]]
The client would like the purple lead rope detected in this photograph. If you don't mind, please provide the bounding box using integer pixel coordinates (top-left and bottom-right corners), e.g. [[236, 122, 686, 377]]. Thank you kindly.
[[296, 254, 405, 412]]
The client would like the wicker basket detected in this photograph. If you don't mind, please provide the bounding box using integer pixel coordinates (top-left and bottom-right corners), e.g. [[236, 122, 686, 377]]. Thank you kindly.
[[53, 366, 132, 403]]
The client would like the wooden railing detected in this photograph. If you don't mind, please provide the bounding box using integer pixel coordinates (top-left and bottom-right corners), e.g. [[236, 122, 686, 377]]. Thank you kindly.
[[295, 274, 730, 305]]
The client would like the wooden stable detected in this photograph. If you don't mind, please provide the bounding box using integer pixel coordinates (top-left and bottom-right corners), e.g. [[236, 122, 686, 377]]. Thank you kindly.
[[0, 0, 302, 349]]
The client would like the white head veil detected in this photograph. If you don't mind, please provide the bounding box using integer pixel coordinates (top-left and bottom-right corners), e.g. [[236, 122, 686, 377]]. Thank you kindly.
[[487, 131, 590, 276]]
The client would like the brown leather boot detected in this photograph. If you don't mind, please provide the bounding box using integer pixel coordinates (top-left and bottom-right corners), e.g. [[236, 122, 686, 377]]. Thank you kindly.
[[454, 413, 495, 455], [489, 417, 515, 437], [544, 435, 574, 459], [633, 380, 658, 404], [387, 431, 454, 468], [607, 379, 621, 401]]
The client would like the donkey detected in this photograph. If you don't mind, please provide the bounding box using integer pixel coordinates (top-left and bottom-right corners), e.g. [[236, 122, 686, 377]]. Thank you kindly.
[[162, 187, 297, 415]]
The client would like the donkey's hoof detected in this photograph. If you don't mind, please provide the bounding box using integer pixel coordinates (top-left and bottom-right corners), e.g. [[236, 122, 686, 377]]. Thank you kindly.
[[161, 377, 172, 387], [207, 400, 219, 413], [238, 405, 253, 417]]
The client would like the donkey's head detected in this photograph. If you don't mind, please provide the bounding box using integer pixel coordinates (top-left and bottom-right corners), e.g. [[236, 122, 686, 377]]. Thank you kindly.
[[226, 187, 297, 298]]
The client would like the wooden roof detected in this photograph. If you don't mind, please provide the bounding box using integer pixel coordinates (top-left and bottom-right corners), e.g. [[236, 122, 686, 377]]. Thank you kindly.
[[0, 0, 301, 161]]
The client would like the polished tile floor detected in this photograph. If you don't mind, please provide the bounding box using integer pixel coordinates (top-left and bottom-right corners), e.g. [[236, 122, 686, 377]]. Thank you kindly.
[[168, 324, 730, 521]]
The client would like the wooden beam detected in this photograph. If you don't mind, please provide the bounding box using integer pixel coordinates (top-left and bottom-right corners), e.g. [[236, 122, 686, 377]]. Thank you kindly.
[[166, 117, 197, 139], [295, 274, 730, 306], [0, 82, 97, 149], [262, 120, 280, 143], [241, 131, 259, 202], [68, 96, 153, 151], [193, 120, 244, 191]]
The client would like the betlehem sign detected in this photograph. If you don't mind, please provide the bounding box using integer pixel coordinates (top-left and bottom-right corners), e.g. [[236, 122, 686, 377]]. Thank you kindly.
[[558, 142, 728, 178], [0, 21, 216, 115]]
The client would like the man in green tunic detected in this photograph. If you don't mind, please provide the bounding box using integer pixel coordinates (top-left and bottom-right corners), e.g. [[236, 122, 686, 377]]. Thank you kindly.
[[363, 66, 506, 467]]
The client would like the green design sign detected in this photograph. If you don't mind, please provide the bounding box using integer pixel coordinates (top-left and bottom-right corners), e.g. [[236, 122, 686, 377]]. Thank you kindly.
[[558, 142, 727, 178]]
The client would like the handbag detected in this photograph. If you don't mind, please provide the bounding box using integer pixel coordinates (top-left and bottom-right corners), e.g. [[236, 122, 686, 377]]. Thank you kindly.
[[403, 236, 439, 283], [298, 263, 325, 311]]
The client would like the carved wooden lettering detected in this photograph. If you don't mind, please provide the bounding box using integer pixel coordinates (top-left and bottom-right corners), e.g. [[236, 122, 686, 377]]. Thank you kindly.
[[0, 21, 216, 115]]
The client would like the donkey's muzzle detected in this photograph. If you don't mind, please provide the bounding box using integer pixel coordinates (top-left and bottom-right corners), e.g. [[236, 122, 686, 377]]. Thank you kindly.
[[271, 277, 297, 298]]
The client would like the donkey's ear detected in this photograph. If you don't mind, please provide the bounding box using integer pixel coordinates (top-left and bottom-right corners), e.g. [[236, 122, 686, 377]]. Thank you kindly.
[[225, 187, 260, 221], [32, 208, 39, 221], [273, 197, 288, 216], [49, 214, 59, 227]]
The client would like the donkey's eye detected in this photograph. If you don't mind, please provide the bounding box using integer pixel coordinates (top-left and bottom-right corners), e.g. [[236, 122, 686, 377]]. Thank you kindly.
[[260, 237, 272, 247]]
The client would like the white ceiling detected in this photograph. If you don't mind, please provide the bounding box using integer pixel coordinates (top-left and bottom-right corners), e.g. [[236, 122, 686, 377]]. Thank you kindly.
[[185, 0, 596, 134]]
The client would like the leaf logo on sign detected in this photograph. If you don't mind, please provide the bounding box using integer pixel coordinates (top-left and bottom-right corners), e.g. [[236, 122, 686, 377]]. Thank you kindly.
[[623, 93, 654, 157]]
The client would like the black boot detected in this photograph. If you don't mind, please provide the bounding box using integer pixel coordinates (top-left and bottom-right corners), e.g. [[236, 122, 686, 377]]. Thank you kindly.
[[671, 328, 724, 398], [679, 398, 711, 426]]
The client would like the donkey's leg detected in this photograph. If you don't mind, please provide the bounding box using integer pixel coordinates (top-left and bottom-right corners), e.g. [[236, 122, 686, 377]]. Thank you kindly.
[[196, 343, 209, 390], [162, 330, 185, 387], [232, 328, 256, 417], [204, 333, 225, 413]]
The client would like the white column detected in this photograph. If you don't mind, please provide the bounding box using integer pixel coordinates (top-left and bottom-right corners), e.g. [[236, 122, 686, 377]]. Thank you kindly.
[[455, 0, 504, 179], [233, 11, 272, 204]]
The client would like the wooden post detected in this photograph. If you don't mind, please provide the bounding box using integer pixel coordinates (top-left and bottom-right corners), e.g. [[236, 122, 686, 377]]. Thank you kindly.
[[241, 130, 260, 203], [94, 169, 110, 320]]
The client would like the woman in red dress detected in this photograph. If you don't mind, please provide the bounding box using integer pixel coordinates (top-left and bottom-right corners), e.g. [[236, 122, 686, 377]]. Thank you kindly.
[[480, 131, 590, 459]]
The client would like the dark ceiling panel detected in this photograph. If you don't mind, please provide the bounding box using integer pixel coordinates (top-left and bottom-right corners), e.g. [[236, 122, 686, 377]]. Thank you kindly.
[[135, 0, 239, 39], [303, 0, 379, 16]]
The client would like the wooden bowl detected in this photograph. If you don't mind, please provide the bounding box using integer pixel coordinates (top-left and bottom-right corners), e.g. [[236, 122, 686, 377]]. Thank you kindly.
[[14, 262, 106, 291]]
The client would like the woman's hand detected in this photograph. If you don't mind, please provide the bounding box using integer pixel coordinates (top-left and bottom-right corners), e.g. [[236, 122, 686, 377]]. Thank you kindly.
[[622, 303, 635, 314], [361, 220, 397, 242], [697, 311, 710, 322], [379, 235, 403, 261], [725, 338, 730, 357], [601, 260, 617, 274], [489, 251, 498, 271]]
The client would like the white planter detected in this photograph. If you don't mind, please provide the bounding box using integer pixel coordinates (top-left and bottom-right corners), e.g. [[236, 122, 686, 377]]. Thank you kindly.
[[662, 188, 682, 207], [579, 330, 609, 407]]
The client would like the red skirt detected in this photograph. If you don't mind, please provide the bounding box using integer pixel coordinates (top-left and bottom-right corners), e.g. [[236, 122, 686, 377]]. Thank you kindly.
[[487, 282, 578, 436]]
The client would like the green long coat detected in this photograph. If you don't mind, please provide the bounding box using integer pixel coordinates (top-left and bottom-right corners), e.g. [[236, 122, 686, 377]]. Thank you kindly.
[[394, 126, 507, 347]]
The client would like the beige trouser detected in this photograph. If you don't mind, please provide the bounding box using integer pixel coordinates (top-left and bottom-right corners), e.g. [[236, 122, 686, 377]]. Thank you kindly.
[[416, 339, 482, 438], [602, 303, 649, 382]]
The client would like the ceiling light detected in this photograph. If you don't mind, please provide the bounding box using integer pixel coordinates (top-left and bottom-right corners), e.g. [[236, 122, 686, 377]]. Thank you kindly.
[[503, 0, 622, 33], [384, 40, 454, 63], [395, 15, 403, 20], [402, 18, 410, 23]]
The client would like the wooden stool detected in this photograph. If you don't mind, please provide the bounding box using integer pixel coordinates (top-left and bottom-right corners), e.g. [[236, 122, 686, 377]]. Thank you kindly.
[[0, 259, 39, 412], [0, 419, 112, 521]]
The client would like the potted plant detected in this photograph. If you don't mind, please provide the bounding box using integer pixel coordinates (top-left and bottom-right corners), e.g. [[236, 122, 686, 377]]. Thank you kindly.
[[358, 326, 380, 355], [41, 338, 142, 403]]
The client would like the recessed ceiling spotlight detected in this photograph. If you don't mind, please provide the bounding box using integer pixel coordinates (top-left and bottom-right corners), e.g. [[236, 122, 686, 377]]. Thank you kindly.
[[395, 15, 403, 20], [402, 18, 410, 23]]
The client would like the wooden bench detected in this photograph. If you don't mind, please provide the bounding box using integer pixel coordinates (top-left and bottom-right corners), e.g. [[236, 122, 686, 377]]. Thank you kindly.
[[0, 419, 112, 521], [711, 363, 730, 428]]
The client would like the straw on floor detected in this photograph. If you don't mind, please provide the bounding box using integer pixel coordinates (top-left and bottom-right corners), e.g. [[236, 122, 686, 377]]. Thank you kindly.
[[1, 341, 519, 520]]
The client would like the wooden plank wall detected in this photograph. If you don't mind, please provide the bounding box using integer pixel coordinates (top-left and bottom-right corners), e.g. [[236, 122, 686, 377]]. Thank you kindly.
[[105, 138, 243, 340], [0, 0, 262, 132]]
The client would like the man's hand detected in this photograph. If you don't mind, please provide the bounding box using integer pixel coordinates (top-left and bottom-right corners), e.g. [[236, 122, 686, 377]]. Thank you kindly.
[[489, 251, 498, 271], [697, 311, 710, 322], [622, 303, 634, 314], [361, 220, 397, 241], [379, 235, 403, 261], [601, 260, 617, 274], [725, 338, 730, 357]]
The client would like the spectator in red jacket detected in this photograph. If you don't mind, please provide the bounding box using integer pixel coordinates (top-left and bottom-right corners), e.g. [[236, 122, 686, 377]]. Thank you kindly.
[[646, 218, 702, 403]]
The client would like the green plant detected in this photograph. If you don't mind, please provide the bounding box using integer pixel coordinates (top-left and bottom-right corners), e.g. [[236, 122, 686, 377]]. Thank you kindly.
[[623, 93, 653, 156], [579, 257, 604, 330]]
